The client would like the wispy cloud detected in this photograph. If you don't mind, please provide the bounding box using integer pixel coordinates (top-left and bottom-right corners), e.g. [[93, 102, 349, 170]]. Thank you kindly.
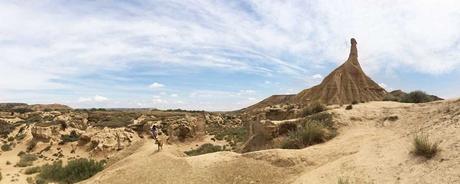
[[149, 82, 165, 89], [1, 1, 460, 109]]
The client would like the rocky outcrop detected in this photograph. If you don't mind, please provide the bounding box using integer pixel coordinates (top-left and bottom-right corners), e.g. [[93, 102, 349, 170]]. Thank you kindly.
[[82, 127, 139, 152], [31, 126, 59, 142]]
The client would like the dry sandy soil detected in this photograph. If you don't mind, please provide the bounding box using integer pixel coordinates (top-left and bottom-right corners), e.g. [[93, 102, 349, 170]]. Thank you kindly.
[[81, 100, 460, 184]]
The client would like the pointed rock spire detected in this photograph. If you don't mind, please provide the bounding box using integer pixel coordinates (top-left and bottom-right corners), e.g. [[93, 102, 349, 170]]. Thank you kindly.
[[348, 38, 358, 59]]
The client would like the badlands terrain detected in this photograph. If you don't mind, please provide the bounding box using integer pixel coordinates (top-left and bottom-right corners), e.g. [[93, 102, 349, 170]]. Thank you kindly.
[[0, 39, 458, 184]]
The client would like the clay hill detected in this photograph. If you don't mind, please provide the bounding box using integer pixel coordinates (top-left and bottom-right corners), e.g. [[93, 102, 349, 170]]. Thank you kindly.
[[246, 38, 387, 110]]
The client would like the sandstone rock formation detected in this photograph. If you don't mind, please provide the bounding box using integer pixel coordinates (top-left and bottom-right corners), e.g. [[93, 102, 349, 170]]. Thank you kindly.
[[247, 38, 387, 110]]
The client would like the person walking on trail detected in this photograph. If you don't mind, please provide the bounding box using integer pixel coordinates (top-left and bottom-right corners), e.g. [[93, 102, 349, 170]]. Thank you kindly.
[[150, 125, 158, 140]]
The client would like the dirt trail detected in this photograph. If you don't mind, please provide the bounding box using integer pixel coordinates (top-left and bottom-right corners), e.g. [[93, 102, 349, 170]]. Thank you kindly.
[[81, 101, 460, 184]]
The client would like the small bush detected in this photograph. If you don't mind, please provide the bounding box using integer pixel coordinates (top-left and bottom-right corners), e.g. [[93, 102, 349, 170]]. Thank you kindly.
[[401, 91, 433, 103], [278, 122, 298, 135], [382, 94, 399, 101], [7, 137, 14, 142], [351, 100, 358, 105], [27, 140, 37, 152], [16, 153, 38, 167], [24, 166, 41, 175], [282, 122, 326, 149], [345, 105, 353, 110], [0, 120, 15, 138], [15, 133, 26, 141], [1, 143, 12, 151], [60, 130, 80, 143], [38, 159, 105, 183], [185, 143, 222, 156], [213, 126, 247, 144], [302, 102, 327, 116], [307, 112, 333, 127], [413, 134, 439, 159], [338, 177, 351, 184]]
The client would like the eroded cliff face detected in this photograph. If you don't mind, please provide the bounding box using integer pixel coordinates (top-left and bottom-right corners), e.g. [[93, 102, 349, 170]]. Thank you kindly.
[[248, 38, 387, 110]]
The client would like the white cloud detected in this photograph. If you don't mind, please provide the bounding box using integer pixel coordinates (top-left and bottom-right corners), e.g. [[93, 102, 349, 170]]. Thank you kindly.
[[170, 93, 179, 97], [94, 95, 109, 102], [78, 95, 109, 103], [149, 82, 165, 89], [312, 74, 323, 79], [2, 1, 460, 110], [152, 96, 167, 104]]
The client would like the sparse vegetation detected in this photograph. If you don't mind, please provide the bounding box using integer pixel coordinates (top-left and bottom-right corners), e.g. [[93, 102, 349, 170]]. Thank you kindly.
[[282, 121, 328, 149], [307, 112, 333, 127], [26, 140, 37, 152], [413, 134, 439, 159], [351, 100, 359, 105], [401, 91, 433, 103], [24, 166, 41, 175], [7, 136, 14, 141], [60, 130, 80, 143], [16, 153, 38, 167], [15, 132, 26, 140], [24, 114, 44, 124], [345, 105, 353, 110], [88, 111, 140, 128], [1, 143, 12, 151], [302, 102, 327, 116], [0, 119, 15, 138], [212, 126, 248, 145], [37, 158, 105, 183], [185, 143, 223, 156], [337, 177, 351, 184]]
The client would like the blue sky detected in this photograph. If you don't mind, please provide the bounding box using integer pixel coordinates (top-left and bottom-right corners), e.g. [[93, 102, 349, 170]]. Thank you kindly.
[[1, 0, 460, 110]]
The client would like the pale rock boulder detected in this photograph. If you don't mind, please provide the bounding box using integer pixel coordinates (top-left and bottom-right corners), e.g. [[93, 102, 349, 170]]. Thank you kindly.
[[83, 127, 139, 152]]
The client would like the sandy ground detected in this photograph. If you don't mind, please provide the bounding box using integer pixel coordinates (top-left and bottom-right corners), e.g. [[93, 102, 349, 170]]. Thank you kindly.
[[81, 100, 460, 184]]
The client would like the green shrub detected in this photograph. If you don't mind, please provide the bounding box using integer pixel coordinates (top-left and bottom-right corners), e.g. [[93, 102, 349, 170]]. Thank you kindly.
[[12, 108, 33, 114], [401, 91, 433, 103], [213, 126, 247, 144], [27, 140, 37, 152], [278, 122, 298, 135], [1, 143, 12, 151], [307, 112, 333, 127], [7, 137, 14, 142], [338, 177, 351, 184], [0, 120, 15, 138], [16, 153, 38, 167], [38, 159, 105, 183], [345, 105, 353, 110], [185, 143, 223, 156], [24, 166, 41, 175], [24, 114, 44, 124], [88, 111, 140, 128], [382, 94, 399, 101], [282, 122, 326, 149], [15, 133, 26, 141], [302, 102, 327, 116], [60, 130, 80, 143], [413, 134, 439, 159]]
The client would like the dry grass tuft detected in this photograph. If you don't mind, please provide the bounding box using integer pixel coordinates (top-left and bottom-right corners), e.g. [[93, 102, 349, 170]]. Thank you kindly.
[[413, 134, 439, 159]]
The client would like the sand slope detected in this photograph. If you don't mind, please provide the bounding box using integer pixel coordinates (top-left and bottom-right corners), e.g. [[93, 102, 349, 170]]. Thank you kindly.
[[81, 100, 460, 184]]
